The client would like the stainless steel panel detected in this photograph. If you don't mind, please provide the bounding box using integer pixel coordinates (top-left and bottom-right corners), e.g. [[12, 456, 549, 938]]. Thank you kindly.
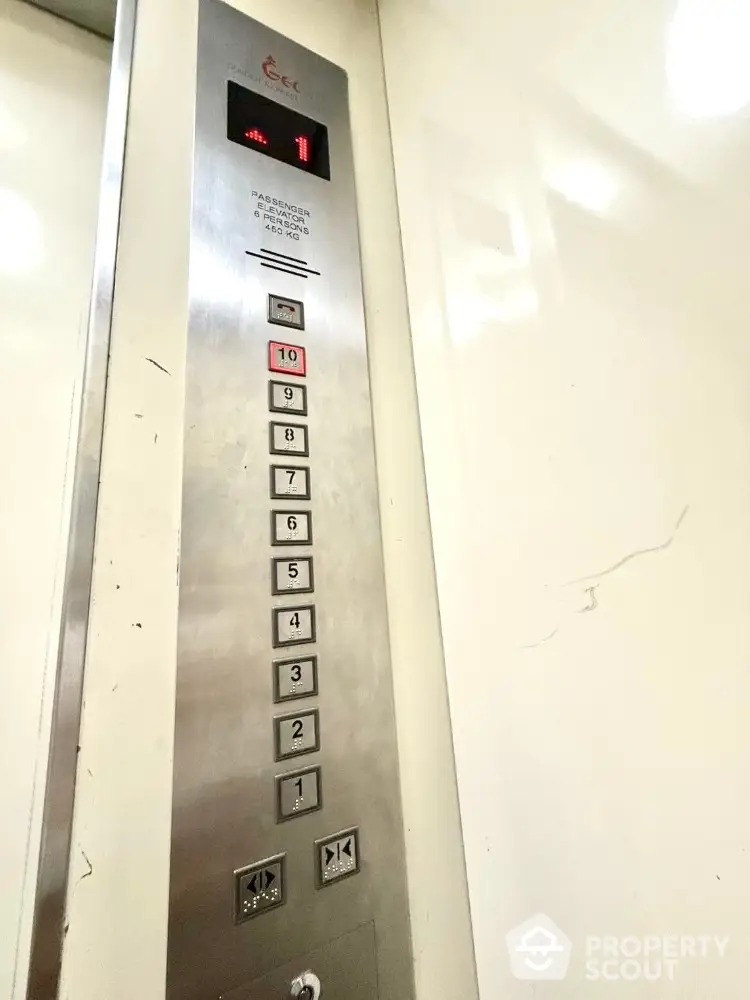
[[168, 3, 412, 998], [26, 0, 137, 995], [219, 922, 378, 1000]]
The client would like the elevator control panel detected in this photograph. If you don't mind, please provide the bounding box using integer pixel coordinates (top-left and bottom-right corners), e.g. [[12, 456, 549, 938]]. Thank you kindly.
[[168, 3, 411, 999]]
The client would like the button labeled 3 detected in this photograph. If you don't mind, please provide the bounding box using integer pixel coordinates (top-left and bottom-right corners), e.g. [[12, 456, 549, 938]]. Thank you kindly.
[[273, 655, 318, 703], [272, 604, 316, 647], [315, 828, 360, 887], [270, 421, 309, 457]]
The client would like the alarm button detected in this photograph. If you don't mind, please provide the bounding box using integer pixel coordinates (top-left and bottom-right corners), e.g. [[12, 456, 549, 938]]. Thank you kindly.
[[269, 295, 305, 330], [269, 340, 306, 377]]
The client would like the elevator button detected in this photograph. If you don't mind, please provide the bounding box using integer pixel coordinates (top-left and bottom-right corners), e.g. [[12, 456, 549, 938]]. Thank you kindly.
[[270, 465, 310, 500], [276, 765, 322, 821], [273, 604, 315, 647], [268, 294, 305, 330], [315, 828, 360, 887], [269, 379, 307, 416], [274, 708, 320, 760], [272, 556, 313, 594], [271, 510, 312, 545], [233, 853, 285, 922], [269, 340, 306, 377], [273, 655, 318, 703], [270, 421, 309, 457]]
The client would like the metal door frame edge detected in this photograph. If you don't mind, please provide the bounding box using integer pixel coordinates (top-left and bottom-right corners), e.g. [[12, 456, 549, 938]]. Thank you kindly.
[[25, 0, 138, 994]]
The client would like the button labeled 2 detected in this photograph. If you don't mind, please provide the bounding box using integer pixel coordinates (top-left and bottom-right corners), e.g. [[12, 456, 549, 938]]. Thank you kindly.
[[276, 765, 321, 821], [271, 510, 312, 545], [272, 556, 313, 594], [274, 708, 320, 760], [273, 655, 318, 702], [269, 340, 306, 377], [272, 604, 316, 647], [270, 421, 309, 457]]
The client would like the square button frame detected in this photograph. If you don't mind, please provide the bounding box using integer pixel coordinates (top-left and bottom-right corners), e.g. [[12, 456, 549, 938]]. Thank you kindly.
[[272, 654, 319, 704], [314, 828, 361, 889], [269, 421, 310, 458], [275, 764, 323, 823], [268, 379, 308, 416], [273, 707, 321, 761], [271, 556, 314, 595], [272, 603, 316, 648]]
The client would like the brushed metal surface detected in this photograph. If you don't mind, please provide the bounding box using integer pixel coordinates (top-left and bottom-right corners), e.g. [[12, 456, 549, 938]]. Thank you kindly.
[[167, 3, 412, 998], [219, 922, 378, 1000], [25, 0, 137, 995]]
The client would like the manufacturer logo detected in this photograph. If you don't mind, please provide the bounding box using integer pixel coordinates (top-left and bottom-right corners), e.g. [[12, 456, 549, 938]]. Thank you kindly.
[[262, 55, 300, 93], [506, 914, 572, 980]]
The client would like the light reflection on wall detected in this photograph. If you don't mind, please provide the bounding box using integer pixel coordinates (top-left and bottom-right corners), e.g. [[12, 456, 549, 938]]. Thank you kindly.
[[667, 0, 750, 117], [0, 187, 41, 276]]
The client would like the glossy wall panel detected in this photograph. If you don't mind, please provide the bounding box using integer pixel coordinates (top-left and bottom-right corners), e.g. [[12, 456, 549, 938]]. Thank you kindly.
[[380, 0, 750, 997]]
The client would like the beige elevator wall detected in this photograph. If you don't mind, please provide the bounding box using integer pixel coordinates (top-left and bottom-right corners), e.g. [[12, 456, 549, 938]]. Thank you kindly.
[[379, 0, 750, 996], [58, 1, 473, 999], [0, 4, 109, 997]]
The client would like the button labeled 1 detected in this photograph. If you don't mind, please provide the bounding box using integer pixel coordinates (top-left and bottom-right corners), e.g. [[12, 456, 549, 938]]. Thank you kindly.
[[273, 604, 315, 647], [270, 421, 309, 457], [272, 556, 313, 594], [234, 853, 285, 922], [269, 340, 306, 377], [274, 708, 320, 760], [271, 510, 312, 545], [276, 765, 321, 821], [315, 829, 360, 887]]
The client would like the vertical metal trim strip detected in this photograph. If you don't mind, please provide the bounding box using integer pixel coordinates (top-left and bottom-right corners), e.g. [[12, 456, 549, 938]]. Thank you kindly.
[[25, 0, 138, 995]]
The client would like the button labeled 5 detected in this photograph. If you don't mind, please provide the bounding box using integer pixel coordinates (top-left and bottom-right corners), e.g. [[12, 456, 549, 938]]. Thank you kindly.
[[272, 556, 313, 594]]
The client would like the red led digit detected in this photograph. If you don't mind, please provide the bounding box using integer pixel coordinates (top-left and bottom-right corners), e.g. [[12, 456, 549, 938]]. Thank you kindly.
[[294, 135, 310, 163], [245, 128, 268, 145]]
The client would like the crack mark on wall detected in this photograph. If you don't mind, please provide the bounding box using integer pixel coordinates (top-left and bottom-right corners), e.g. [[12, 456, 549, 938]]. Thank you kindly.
[[520, 626, 559, 649], [578, 585, 599, 613], [566, 504, 690, 585]]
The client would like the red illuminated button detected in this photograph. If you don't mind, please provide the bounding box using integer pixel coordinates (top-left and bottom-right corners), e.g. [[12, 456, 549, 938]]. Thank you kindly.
[[269, 340, 306, 377]]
